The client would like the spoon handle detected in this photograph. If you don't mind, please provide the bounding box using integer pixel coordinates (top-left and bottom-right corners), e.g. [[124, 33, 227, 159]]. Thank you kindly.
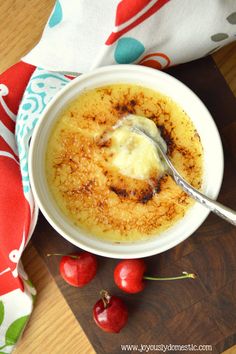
[[172, 171, 236, 226], [130, 125, 236, 226], [152, 139, 236, 226]]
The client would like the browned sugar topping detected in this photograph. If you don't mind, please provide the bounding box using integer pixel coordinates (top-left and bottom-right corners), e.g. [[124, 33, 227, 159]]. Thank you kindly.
[[46, 84, 203, 242]]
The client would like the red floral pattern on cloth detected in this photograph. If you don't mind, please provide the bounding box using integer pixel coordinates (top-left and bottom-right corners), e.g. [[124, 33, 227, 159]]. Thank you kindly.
[[138, 52, 171, 69], [0, 62, 36, 296], [106, 0, 170, 45]]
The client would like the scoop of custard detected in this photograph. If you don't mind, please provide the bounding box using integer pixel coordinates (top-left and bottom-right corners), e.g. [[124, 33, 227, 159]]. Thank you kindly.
[[109, 115, 167, 180]]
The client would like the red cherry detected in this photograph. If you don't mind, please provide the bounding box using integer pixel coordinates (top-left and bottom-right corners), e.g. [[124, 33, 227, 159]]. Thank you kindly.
[[93, 290, 128, 333], [114, 259, 146, 294], [114, 259, 196, 294], [58, 252, 97, 287]]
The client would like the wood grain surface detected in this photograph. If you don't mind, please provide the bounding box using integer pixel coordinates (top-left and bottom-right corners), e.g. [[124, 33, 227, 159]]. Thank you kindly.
[[0, 1, 235, 354]]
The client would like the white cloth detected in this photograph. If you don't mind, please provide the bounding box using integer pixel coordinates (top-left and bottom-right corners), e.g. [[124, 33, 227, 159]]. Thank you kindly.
[[23, 0, 236, 73]]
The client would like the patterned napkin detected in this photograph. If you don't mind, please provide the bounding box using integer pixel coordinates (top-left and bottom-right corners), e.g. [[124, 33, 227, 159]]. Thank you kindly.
[[0, 1, 235, 352]]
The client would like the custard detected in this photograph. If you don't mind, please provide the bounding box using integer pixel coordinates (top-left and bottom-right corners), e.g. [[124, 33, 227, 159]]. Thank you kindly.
[[46, 84, 203, 242], [108, 114, 167, 181]]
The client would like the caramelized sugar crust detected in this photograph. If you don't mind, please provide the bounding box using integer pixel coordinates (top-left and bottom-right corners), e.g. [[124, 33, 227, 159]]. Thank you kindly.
[[46, 84, 203, 242]]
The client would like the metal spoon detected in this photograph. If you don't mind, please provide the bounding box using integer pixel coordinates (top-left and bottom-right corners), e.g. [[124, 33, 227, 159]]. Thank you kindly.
[[131, 125, 236, 226]]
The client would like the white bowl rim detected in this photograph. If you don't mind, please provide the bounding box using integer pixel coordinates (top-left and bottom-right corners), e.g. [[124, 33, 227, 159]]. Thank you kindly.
[[29, 64, 224, 259]]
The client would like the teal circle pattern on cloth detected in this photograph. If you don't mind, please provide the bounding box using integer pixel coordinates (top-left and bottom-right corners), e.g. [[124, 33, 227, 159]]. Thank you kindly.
[[49, 0, 63, 28], [114, 37, 145, 64]]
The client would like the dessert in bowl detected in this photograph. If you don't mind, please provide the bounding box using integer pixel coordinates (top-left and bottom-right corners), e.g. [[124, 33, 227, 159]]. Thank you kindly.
[[46, 85, 203, 242], [29, 65, 223, 258]]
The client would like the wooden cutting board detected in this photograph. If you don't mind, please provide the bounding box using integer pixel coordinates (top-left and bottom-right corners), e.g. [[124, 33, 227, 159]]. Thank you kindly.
[[32, 56, 236, 354]]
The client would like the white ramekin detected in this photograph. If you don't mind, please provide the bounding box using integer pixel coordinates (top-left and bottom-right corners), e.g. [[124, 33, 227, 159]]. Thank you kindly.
[[29, 65, 224, 259]]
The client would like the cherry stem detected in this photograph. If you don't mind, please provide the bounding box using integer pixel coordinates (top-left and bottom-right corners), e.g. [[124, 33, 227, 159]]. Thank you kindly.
[[143, 272, 196, 281], [47, 253, 79, 259], [100, 290, 111, 309]]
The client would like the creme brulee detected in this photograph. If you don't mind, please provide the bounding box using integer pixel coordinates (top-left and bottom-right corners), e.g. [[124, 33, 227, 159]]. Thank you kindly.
[[46, 84, 203, 242]]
